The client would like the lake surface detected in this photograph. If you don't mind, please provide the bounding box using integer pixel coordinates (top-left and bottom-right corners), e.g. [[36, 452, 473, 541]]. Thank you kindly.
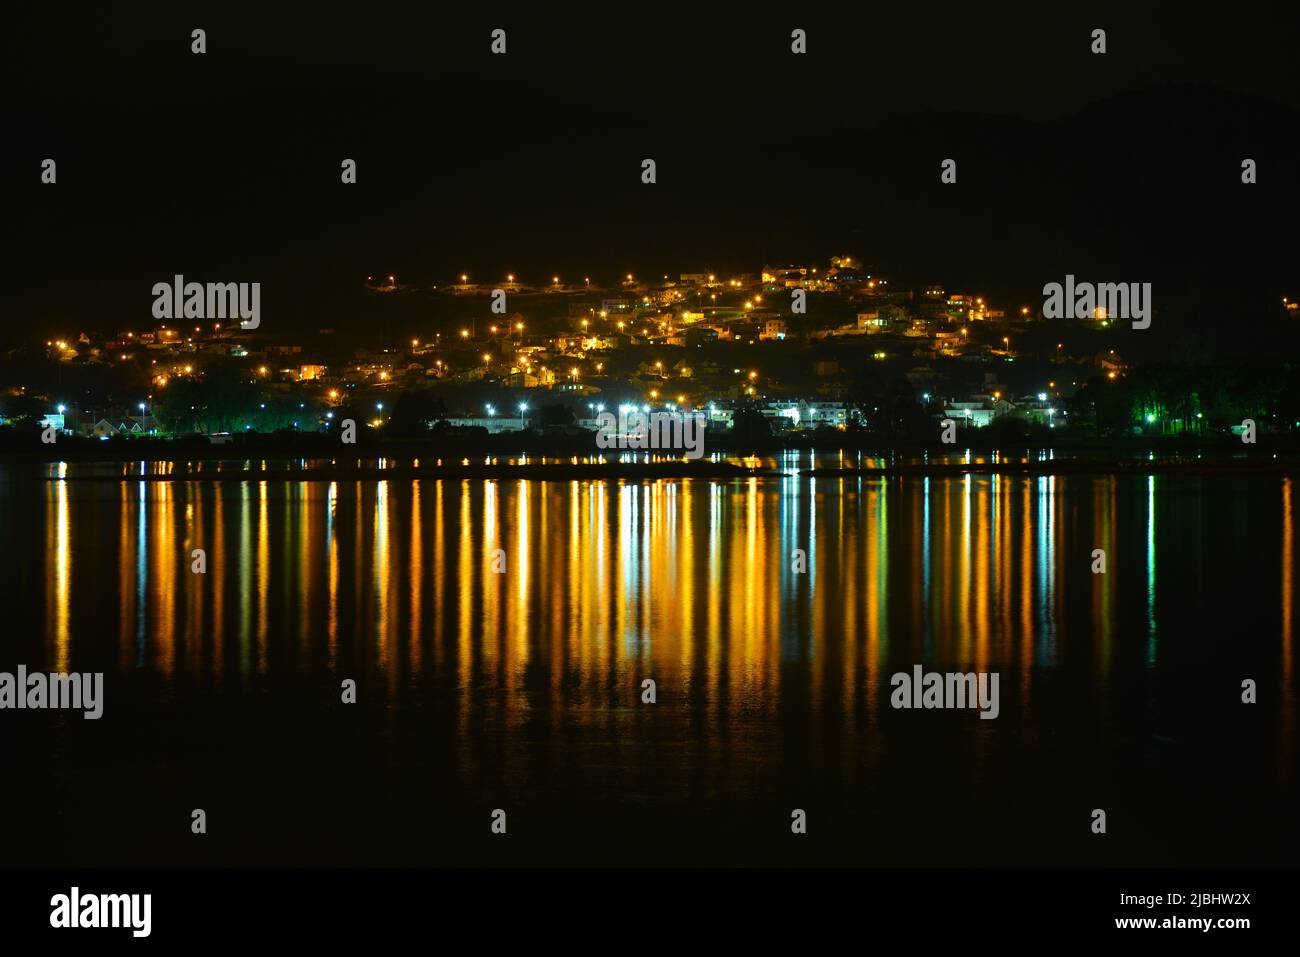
[[4, 455, 1297, 865]]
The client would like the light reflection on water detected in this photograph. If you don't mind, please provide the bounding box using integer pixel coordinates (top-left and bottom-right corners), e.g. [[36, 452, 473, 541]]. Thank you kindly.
[[4, 461, 1298, 863], [24, 466, 1294, 714]]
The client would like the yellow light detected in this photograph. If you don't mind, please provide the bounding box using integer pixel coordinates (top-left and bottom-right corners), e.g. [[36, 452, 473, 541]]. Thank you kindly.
[[515, 321, 523, 331], [507, 274, 514, 282], [460, 329, 470, 338]]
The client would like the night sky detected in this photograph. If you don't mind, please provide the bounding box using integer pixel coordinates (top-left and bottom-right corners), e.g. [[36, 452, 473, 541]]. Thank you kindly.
[[5, 2, 1300, 341]]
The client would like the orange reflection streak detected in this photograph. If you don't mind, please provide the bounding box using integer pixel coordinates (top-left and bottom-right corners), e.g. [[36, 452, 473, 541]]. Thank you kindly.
[[1282, 478, 1294, 782], [256, 480, 269, 675], [374, 480, 392, 673], [410, 480, 423, 672], [481, 480, 500, 674], [118, 482, 135, 670], [680, 481, 696, 685], [512, 479, 531, 684], [156, 480, 176, 676], [327, 481, 339, 664], [298, 482, 315, 663], [212, 485, 225, 681], [974, 475, 990, 671], [457, 480, 472, 740], [432, 479, 445, 671], [185, 493, 204, 672], [996, 474, 1014, 665], [45, 473, 71, 671]]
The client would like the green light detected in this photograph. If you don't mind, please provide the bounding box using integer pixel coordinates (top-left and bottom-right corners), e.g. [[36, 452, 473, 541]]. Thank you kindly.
[[1145, 413, 1155, 423]]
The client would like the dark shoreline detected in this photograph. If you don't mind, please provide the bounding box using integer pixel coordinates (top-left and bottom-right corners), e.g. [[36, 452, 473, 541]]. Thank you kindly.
[[5, 431, 1300, 481], [23, 456, 1300, 482]]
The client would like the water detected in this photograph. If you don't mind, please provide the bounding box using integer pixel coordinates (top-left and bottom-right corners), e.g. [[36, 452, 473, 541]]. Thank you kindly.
[[4, 458, 1297, 865]]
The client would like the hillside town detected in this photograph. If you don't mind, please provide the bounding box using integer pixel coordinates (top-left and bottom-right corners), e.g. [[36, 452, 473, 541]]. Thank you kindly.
[[2, 256, 1295, 445]]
